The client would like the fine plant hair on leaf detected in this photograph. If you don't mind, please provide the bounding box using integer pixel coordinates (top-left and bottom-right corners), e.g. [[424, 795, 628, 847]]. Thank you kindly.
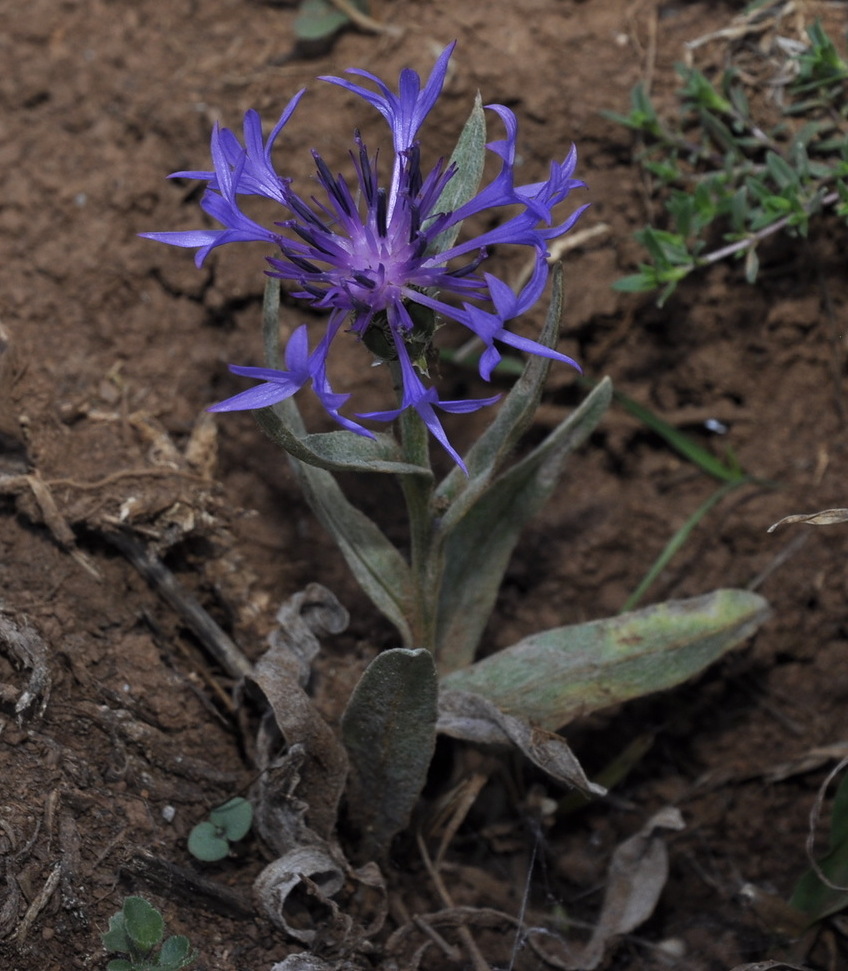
[[426, 92, 487, 255], [341, 648, 438, 860], [434, 377, 613, 672], [441, 589, 771, 731]]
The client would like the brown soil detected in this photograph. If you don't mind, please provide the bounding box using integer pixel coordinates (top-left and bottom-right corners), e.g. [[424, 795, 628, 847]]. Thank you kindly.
[[3, 1, 848, 969]]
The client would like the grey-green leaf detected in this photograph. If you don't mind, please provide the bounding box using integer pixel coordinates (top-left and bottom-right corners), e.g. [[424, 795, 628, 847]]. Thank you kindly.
[[259, 278, 416, 643], [255, 407, 431, 476], [209, 796, 253, 842], [426, 93, 487, 255], [257, 277, 429, 476], [435, 377, 613, 672], [291, 459, 416, 645], [187, 821, 230, 862], [441, 589, 771, 730], [341, 648, 438, 859]]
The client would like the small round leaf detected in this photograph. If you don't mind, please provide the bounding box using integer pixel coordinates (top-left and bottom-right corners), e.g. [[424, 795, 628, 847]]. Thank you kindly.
[[208, 797, 253, 842], [159, 934, 194, 970], [101, 912, 130, 953], [187, 820, 230, 862], [122, 895, 164, 951]]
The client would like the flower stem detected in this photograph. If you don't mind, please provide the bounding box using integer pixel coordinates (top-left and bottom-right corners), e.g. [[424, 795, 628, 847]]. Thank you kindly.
[[390, 362, 439, 654]]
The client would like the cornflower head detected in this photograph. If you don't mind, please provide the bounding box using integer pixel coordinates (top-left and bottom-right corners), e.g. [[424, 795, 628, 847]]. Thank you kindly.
[[143, 43, 588, 468]]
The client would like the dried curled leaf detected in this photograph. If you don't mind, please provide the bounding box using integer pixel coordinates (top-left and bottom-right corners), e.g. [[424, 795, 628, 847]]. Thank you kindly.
[[437, 689, 605, 797], [254, 847, 345, 943], [255, 849, 385, 948], [246, 585, 387, 951], [768, 508, 848, 532], [247, 584, 350, 844], [532, 808, 684, 970]]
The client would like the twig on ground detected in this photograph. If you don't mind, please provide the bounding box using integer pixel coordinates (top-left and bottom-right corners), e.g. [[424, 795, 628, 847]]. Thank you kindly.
[[105, 529, 252, 679], [122, 850, 254, 918], [11, 862, 61, 945]]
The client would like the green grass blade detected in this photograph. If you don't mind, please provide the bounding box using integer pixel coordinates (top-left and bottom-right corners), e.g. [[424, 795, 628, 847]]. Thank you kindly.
[[620, 480, 742, 613]]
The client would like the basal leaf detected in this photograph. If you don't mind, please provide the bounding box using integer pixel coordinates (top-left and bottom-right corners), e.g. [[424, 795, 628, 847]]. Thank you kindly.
[[342, 648, 438, 859], [441, 589, 771, 730]]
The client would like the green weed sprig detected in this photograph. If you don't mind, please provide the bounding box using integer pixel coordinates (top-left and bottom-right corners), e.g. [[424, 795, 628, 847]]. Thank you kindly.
[[187, 796, 253, 862], [609, 19, 848, 305], [102, 897, 195, 971]]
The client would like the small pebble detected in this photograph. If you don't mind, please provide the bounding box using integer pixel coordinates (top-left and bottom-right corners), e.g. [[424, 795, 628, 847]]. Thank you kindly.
[[162, 805, 176, 823], [656, 937, 686, 960]]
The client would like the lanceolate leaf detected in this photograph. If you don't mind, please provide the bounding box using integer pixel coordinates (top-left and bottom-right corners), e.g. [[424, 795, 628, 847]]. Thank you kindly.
[[255, 408, 432, 476], [291, 461, 416, 646], [441, 589, 771, 730], [434, 377, 613, 672], [427, 93, 487, 255], [342, 648, 438, 859], [436, 264, 564, 511]]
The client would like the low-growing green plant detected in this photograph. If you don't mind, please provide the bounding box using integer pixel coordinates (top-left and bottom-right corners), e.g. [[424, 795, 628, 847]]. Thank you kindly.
[[608, 17, 848, 304], [187, 796, 253, 862], [144, 43, 770, 874], [101, 896, 195, 971]]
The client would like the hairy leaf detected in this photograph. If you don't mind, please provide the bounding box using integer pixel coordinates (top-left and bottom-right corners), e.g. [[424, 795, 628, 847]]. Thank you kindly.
[[342, 648, 438, 859], [434, 378, 612, 672], [442, 589, 771, 729]]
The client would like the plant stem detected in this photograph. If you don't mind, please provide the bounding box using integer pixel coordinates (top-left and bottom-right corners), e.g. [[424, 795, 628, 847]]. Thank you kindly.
[[697, 188, 839, 267], [389, 362, 439, 654]]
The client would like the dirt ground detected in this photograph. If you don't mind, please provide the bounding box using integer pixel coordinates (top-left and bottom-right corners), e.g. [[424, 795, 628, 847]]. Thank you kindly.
[[3, 0, 848, 969]]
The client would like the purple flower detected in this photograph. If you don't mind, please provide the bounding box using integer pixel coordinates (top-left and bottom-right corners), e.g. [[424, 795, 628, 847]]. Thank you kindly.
[[142, 44, 587, 469]]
